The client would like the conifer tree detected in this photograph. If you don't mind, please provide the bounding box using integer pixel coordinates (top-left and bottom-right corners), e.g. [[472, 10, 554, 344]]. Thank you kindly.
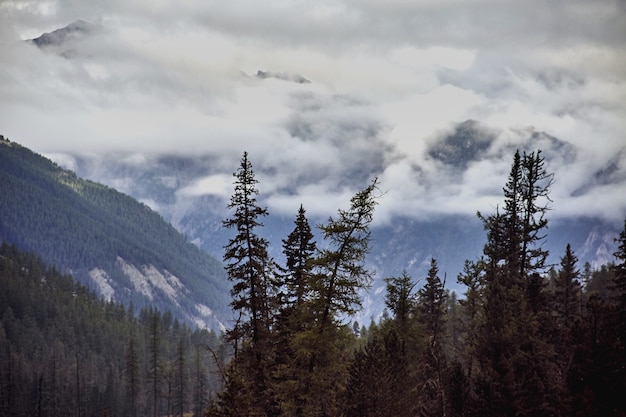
[[417, 258, 448, 417], [312, 178, 379, 328], [223, 151, 274, 348], [295, 178, 379, 417], [219, 151, 277, 416], [147, 308, 162, 417], [553, 244, 581, 330], [613, 220, 626, 341], [280, 204, 316, 315], [125, 333, 141, 417], [474, 149, 558, 417], [272, 205, 317, 417]]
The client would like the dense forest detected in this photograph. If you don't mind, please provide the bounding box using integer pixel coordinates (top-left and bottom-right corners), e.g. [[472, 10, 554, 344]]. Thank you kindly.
[[0, 135, 230, 327], [0, 242, 226, 417], [209, 151, 626, 417], [1, 148, 625, 417]]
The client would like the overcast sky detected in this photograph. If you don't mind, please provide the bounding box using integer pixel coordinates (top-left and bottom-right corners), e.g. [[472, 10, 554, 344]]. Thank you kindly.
[[1, 0, 625, 223]]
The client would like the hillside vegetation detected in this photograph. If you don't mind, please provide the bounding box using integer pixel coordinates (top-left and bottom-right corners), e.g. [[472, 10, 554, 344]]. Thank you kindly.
[[0, 242, 225, 417], [0, 136, 230, 328]]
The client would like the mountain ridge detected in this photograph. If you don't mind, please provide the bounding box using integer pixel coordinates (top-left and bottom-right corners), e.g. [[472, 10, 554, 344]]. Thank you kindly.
[[0, 135, 230, 330]]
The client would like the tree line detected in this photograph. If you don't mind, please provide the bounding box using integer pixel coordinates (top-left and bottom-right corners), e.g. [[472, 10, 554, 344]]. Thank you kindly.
[[0, 137, 230, 322], [0, 243, 225, 417], [209, 150, 626, 417]]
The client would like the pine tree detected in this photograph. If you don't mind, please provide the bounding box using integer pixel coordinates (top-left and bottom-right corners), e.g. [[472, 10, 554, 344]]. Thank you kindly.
[[417, 258, 448, 417], [218, 152, 277, 416], [280, 204, 316, 312], [173, 337, 187, 417], [272, 205, 317, 417], [147, 308, 162, 417], [384, 270, 416, 331], [223, 151, 274, 349], [553, 244, 581, 330], [418, 259, 447, 342], [613, 220, 626, 341], [125, 333, 141, 417], [474, 149, 558, 417], [609, 220, 626, 415]]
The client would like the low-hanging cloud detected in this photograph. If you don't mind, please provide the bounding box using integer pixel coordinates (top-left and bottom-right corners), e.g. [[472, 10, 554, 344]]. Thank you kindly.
[[0, 0, 624, 225]]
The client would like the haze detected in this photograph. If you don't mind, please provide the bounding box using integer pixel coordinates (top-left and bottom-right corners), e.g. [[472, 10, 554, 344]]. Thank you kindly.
[[1, 0, 625, 223]]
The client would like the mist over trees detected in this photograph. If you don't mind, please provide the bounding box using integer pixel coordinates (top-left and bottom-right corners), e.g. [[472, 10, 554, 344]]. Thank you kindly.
[[209, 150, 626, 417], [1, 149, 625, 417]]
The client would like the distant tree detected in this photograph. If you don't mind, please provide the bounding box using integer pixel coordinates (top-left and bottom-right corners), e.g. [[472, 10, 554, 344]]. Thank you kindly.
[[609, 220, 626, 414], [613, 220, 626, 339], [173, 338, 187, 417], [553, 244, 581, 330], [125, 333, 141, 417], [417, 258, 448, 417], [280, 204, 316, 312], [418, 259, 447, 342], [146, 308, 162, 417], [191, 344, 208, 417], [384, 270, 417, 331]]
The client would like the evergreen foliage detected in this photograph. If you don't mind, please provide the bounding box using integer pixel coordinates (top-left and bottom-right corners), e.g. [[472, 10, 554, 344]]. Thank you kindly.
[[0, 137, 230, 327], [0, 242, 224, 417], [211, 150, 624, 417], [3, 142, 626, 417]]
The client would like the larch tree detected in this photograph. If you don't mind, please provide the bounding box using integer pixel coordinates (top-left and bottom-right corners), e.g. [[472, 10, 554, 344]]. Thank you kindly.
[[296, 178, 379, 417], [312, 178, 379, 329]]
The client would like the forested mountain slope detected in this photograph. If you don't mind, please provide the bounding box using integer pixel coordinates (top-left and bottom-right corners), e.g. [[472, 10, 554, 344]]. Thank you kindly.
[[0, 136, 230, 329], [0, 243, 225, 417]]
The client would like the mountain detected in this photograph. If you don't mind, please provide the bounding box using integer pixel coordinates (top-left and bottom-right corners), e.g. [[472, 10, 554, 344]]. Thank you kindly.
[[0, 135, 230, 330], [29, 20, 102, 58], [49, 121, 622, 320], [31, 20, 100, 47]]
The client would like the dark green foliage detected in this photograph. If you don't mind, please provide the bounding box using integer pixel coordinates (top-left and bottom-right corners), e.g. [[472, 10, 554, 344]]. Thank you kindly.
[[0, 138, 230, 328], [223, 151, 274, 347], [3, 139, 625, 417], [0, 243, 224, 417]]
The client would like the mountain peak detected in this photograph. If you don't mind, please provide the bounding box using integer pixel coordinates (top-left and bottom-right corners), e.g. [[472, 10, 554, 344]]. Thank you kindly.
[[31, 20, 101, 49]]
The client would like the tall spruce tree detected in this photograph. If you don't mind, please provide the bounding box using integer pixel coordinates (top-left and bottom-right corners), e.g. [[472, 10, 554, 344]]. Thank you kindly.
[[218, 151, 277, 416], [474, 149, 559, 417], [223, 151, 273, 348], [613, 220, 626, 342], [610, 220, 626, 414], [280, 204, 316, 314], [554, 244, 581, 329], [272, 205, 317, 417], [417, 258, 448, 417]]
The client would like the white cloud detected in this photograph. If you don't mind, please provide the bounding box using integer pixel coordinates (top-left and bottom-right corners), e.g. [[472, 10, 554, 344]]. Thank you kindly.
[[0, 0, 624, 223]]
